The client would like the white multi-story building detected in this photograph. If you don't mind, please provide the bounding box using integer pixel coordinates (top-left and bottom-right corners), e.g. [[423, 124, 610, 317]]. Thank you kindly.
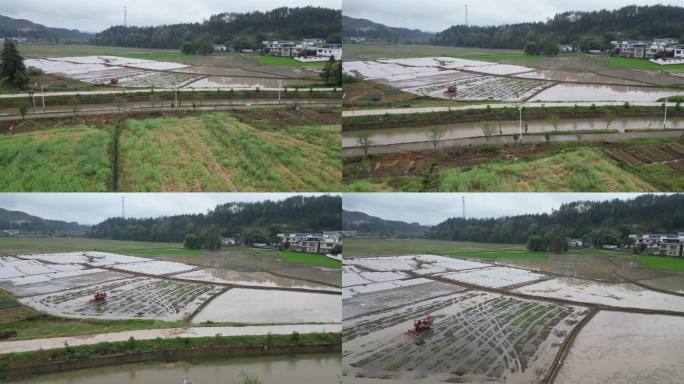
[[277, 232, 341, 254], [262, 38, 341, 61]]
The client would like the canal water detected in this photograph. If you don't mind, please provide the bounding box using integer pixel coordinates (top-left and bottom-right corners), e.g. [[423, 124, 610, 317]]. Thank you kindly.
[[342, 117, 684, 148], [11, 353, 341, 384]]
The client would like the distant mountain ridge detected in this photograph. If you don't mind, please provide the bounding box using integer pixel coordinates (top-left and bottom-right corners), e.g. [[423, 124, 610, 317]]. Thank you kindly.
[[342, 15, 433, 43], [0, 14, 93, 42], [0, 207, 89, 236], [342, 210, 431, 237]]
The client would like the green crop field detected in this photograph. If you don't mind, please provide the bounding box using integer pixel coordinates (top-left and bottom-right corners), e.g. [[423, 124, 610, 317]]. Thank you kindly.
[[278, 251, 341, 267], [609, 57, 684, 72], [343, 238, 526, 257], [343, 44, 525, 61], [633, 254, 684, 272], [118, 112, 340, 191], [257, 55, 328, 68], [112, 248, 203, 256], [448, 251, 549, 259], [0, 126, 112, 192], [0, 237, 184, 255], [2, 110, 341, 192]]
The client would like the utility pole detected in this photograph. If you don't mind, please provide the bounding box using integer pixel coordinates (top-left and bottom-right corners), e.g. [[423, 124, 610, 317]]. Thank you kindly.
[[41, 87, 46, 113], [465, 5, 469, 27], [278, 79, 282, 104], [124, 6, 127, 27], [663, 97, 668, 128], [462, 196, 466, 219], [519, 104, 524, 143], [121, 197, 125, 219]]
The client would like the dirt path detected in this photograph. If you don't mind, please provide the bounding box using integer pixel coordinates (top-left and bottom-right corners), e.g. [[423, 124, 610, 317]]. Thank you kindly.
[[0, 324, 341, 354]]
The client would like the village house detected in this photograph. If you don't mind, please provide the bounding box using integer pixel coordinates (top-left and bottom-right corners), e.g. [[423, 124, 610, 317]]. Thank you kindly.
[[612, 38, 680, 59], [222, 236, 237, 246], [262, 38, 341, 61], [568, 238, 583, 248], [660, 238, 684, 257], [277, 232, 341, 254]]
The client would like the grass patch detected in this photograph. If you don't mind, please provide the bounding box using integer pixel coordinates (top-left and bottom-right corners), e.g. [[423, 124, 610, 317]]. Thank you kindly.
[[0, 126, 112, 192], [257, 55, 328, 68], [279, 251, 341, 268], [343, 238, 525, 257], [117, 112, 341, 192], [633, 254, 684, 272], [343, 44, 524, 61], [609, 57, 684, 72]]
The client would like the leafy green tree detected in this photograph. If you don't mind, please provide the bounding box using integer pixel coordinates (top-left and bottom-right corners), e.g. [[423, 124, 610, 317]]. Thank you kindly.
[[527, 235, 546, 251], [183, 233, 201, 249], [18, 100, 30, 120], [523, 41, 539, 55], [180, 41, 194, 54], [0, 40, 28, 90]]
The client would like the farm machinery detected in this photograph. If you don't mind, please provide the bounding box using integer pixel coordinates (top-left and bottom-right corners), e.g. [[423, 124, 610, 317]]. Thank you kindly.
[[444, 84, 458, 95], [407, 316, 434, 336], [90, 292, 108, 302]]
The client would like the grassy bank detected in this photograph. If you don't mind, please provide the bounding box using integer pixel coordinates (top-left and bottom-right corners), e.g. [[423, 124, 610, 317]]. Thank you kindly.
[[0, 332, 341, 375], [279, 251, 341, 268]]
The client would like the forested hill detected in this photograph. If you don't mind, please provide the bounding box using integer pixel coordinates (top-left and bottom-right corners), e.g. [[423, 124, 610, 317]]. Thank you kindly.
[[428, 194, 684, 245], [342, 16, 433, 43], [0, 208, 89, 236], [0, 14, 92, 42], [342, 210, 431, 237], [89, 195, 341, 243], [432, 4, 684, 50], [93, 7, 341, 50]]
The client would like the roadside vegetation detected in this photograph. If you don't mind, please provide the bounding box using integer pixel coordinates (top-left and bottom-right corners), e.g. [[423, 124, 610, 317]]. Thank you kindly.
[[0, 332, 341, 378]]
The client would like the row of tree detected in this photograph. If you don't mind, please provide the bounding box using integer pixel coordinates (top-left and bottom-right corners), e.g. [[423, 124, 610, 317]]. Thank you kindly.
[[427, 194, 684, 249], [92, 7, 341, 51], [432, 5, 684, 50], [88, 195, 341, 245]]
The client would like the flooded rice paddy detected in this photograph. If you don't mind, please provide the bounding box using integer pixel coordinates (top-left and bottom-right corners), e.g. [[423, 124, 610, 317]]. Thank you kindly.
[[344, 57, 683, 101], [343, 254, 684, 383], [555, 312, 684, 384], [25, 56, 316, 89], [174, 267, 338, 291], [191, 288, 341, 324], [11, 353, 342, 384], [343, 291, 588, 383], [513, 276, 684, 312]]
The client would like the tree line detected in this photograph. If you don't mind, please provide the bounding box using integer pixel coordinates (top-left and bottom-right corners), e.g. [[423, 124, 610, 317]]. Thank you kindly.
[[427, 194, 684, 250], [92, 7, 341, 52], [431, 4, 684, 52], [88, 195, 341, 247]]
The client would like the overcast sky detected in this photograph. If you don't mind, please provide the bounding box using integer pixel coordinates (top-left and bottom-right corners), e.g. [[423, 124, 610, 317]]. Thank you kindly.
[[0, 193, 336, 225], [344, 0, 684, 32], [0, 0, 341, 33], [343, 193, 663, 226]]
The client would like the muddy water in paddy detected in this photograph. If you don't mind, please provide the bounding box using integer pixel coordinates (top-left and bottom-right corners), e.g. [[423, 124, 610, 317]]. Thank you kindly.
[[555, 312, 684, 384], [10, 354, 341, 384], [186, 76, 312, 89], [342, 117, 684, 148], [173, 268, 338, 291], [533, 83, 683, 102]]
